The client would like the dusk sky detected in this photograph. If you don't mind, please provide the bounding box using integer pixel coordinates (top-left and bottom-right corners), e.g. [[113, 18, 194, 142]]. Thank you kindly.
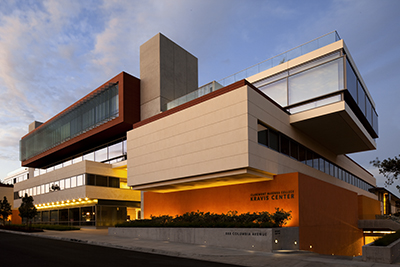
[[0, 0, 399, 194]]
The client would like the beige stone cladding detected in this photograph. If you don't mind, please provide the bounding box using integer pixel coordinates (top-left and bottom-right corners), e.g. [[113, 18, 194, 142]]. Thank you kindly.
[[247, 86, 377, 199], [14, 160, 140, 207], [128, 83, 376, 199], [140, 33, 198, 120], [128, 85, 252, 189]]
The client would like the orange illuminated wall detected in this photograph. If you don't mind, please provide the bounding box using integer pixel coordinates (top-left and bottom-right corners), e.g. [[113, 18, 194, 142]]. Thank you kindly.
[[144, 172, 300, 227], [358, 195, 380, 220], [144, 172, 363, 256], [297, 173, 363, 256]]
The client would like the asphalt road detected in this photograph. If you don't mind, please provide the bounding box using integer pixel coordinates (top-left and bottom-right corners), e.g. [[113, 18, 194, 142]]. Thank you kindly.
[[0, 231, 243, 267]]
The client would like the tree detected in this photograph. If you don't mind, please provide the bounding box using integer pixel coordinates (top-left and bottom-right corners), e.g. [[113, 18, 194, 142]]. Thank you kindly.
[[18, 193, 37, 226], [0, 196, 12, 225], [371, 155, 400, 190]]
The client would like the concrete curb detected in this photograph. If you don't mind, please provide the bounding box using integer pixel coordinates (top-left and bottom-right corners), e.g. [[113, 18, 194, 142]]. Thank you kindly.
[[0, 229, 248, 259]]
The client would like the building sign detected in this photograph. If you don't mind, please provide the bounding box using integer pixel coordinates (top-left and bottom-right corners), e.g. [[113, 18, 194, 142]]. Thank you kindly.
[[225, 231, 269, 236], [250, 190, 295, 201]]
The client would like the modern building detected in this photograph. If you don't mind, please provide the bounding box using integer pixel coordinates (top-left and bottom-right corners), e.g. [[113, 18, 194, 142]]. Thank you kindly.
[[2, 31, 391, 256]]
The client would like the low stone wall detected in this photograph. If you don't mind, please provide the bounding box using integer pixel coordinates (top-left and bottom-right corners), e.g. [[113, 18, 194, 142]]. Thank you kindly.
[[362, 238, 400, 264], [108, 227, 299, 252]]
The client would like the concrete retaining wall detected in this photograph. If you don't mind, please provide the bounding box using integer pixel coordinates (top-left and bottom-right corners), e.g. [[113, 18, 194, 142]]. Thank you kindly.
[[362, 238, 400, 264], [108, 227, 299, 252]]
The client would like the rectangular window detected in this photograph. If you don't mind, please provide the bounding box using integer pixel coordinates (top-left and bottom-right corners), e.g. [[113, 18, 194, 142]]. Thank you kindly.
[[372, 109, 379, 135], [65, 178, 71, 189], [299, 145, 306, 164], [70, 176, 76, 188], [73, 156, 83, 164], [84, 152, 94, 161], [41, 185, 45, 194], [358, 83, 366, 115], [123, 140, 127, 155], [96, 175, 108, 187], [86, 174, 96, 185], [306, 150, 314, 167], [95, 147, 108, 162], [319, 158, 325, 173], [109, 177, 120, 188], [36, 186, 41, 195], [288, 58, 344, 105], [290, 141, 299, 160], [280, 135, 290, 156], [60, 180, 65, 190], [269, 129, 280, 152], [324, 161, 330, 175], [258, 78, 288, 107], [257, 124, 268, 146], [346, 59, 358, 101], [77, 175, 83, 186], [366, 98, 372, 124], [109, 142, 123, 159]]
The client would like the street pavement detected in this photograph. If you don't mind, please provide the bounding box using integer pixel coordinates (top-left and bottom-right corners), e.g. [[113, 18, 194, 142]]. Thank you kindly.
[[0, 231, 239, 267], [0, 227, 398, 267]]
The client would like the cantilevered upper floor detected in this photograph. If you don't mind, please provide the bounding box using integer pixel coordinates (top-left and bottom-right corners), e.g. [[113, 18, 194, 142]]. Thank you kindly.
[[127, 31, 378, 194], [20, 72, 140, 168], [163, 31, 378, 155]]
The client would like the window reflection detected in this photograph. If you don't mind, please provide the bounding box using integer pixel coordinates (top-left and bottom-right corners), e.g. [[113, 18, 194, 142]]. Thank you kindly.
[[257, 122, 373, 192], [95, 148, 108, 162], [109, 142, 123, 159], [259, 79, 288, 107], [289, 58, 344, 105]]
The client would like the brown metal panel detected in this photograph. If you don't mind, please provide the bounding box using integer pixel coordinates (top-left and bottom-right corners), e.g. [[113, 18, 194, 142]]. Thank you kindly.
[[21, 72, 140, 168]]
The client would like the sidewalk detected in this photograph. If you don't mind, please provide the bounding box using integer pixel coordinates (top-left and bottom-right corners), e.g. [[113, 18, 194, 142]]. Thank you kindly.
[[2, 227, 398, 267]]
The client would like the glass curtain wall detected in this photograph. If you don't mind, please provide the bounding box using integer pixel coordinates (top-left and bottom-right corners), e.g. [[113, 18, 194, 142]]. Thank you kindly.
[[257, 122, 374, 192], [254, 51, 378, 138], [34, 205, 129, 226], [20, 83, 119, 162]]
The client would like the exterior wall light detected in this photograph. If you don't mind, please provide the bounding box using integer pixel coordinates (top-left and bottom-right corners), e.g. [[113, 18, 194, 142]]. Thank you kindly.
[[294, 241, 297, 245]]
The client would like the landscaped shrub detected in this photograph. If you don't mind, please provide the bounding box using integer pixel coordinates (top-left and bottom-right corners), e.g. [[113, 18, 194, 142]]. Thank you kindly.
[[31, 224, 80, 231], [0, 224, 80, 232], [0, 224, 43, 232], [116, 208, 291, 228], [374, 230, 400, 246]]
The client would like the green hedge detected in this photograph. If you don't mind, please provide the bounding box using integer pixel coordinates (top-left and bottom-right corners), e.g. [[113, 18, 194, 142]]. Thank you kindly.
[[116, 208, 291, 228], [0, 224, 80, 231], [31, 224, 80, 231], [374, 230, 400, 246]]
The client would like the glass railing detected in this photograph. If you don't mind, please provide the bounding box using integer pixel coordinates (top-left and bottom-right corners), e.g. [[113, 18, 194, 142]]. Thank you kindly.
[[218, 31, 341, 86], [163, 81, 223, 111], [164, 31, 341, 111]]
